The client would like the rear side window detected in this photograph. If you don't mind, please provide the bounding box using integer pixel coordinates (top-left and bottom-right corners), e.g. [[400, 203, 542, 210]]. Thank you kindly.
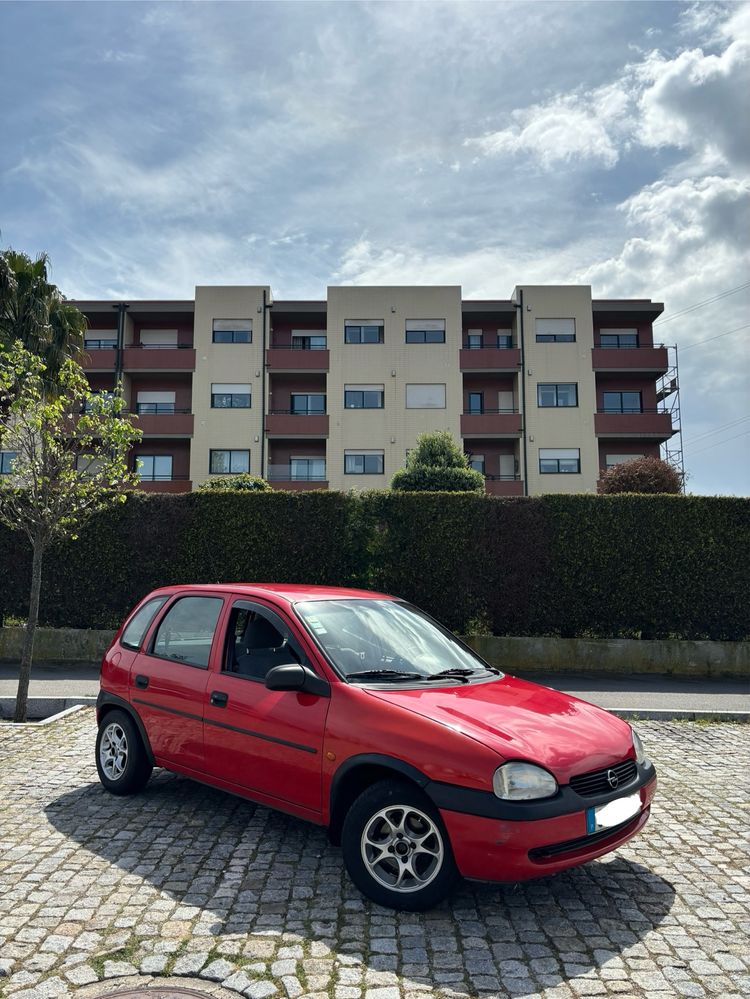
[[120, 597, 168, 650], [151, 596, 223, 668]]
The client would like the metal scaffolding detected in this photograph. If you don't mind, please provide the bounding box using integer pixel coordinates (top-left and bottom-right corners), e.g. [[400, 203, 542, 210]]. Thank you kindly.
[[657, 344, 685, 489]]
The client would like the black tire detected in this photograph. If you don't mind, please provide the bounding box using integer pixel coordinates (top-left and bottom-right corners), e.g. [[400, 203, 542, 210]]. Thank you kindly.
[[341, 779, 459, 911], [95, 709, 152, 795]]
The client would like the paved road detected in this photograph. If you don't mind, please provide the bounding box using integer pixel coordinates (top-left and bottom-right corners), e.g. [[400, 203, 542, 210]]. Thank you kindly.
[[0, 709, 748, 999], [1, 662, 747, 713]]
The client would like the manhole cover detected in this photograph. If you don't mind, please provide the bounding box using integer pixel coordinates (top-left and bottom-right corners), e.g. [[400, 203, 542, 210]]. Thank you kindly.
[[87, 991, 215, 999]]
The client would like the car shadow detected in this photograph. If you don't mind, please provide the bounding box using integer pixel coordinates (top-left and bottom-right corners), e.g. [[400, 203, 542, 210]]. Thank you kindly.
[[45, 770, 676, 998]]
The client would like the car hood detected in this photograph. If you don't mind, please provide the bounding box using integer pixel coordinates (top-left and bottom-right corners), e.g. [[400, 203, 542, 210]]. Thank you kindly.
[[366, 674, 635, 784]]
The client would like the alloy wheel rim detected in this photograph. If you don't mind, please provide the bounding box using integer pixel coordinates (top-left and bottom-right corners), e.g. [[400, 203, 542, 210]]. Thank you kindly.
[[100, 722, 128, 780], [361, 804, 443, 893]]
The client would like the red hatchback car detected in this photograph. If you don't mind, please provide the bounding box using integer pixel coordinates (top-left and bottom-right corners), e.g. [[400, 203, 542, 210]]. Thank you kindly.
[[96, 584, 656, 910]]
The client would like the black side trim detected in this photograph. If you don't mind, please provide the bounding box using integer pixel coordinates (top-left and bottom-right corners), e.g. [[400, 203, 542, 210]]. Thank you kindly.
[[529, 808, 648, 860], [96, 691, 155, 766], [330, 753, 430, 810], [426, 761, 656, 822], [132, 696, 318, 755]]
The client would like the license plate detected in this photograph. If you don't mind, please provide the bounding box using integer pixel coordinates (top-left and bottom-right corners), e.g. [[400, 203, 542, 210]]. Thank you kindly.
[[586, 791, 641, 834]]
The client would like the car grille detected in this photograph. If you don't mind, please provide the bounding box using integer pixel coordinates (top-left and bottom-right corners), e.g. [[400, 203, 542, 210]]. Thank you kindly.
[[569, 758, 637, 797]]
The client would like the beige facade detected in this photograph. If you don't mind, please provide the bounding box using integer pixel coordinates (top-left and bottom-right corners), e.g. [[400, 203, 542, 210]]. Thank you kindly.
[[325, 286, 463, 491]]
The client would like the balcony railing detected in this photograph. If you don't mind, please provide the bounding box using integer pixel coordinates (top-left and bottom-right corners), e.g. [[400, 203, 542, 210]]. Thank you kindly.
[[136, 473, 188, 482], [462, 342, 515, 350], [485, 473, 521, 480], [84, 339, 117, 350], [269, 343, 328, 351], [127, 342, 193, 350], [267, 464, 327, 481], [268, 407, 327, 416], [463, 408, 518, 415], [134, 404, 189, 415]]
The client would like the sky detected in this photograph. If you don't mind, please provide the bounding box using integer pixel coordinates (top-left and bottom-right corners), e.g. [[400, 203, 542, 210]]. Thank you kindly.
[[0, 0, 748, 496]]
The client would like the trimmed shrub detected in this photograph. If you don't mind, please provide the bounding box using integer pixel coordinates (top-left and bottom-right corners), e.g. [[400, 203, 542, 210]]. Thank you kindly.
[[392, 431, 485, 493], [197, 474, 272, 492], [598, 456, 682, 494]]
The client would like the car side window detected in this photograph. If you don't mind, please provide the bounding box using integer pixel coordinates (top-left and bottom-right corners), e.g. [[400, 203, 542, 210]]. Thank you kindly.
[[223, 603, 306, 682], [120, 596, 168, 650], [151, 596, 223, 669]]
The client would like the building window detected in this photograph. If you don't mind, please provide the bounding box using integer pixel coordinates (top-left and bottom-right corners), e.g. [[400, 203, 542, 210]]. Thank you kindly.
[[535, 318, 576, 343], [344, 320, 384, 344], [84, 331, 117, 349], [213, 319, 252, 344], [345, 451, 385, 475], [211, 383, 251, 408], [290, 393, 326, 415], [136, 455, 173, 481], [600, 330, 638, 348], [602, 391, 642, 413], [605, 453, 644, 469], [136, 391, 176, 414], [468, 454, 485, 474], [466, 330, 482, 349], [139, 329, 178, 348], [405, 319, 446, 343], [496, 330, 513, 348], [467, 392, 484, 414], [405, 384, 446, 409], [0, 451, 18, 475], [539, 448, 580, 474], [210, 449, 250, 474], [291, 331, 327, 350], [290, 457, 326, 481], [537, 383, 578, 408], [345, 385, 384, 409]]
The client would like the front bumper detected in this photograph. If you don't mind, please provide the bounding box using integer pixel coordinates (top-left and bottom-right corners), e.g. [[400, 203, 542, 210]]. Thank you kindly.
[[438, 769, 657, 882]]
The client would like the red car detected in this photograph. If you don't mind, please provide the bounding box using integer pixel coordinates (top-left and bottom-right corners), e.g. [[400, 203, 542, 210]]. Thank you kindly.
[[96, 584, 656, 910]]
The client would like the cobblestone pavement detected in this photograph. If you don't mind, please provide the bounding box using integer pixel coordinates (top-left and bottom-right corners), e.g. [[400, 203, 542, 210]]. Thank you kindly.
[[1, 709, 748, 999]]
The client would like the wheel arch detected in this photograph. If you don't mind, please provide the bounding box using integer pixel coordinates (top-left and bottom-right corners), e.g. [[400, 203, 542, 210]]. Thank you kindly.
[[328, 753, 430, 845], [96, 691, 154, 766]]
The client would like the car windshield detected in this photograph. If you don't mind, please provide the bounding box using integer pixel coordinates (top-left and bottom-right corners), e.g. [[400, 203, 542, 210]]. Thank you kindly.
[[295, 599, 500, 683]]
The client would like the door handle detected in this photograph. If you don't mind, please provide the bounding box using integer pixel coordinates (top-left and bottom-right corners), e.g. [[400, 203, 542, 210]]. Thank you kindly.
[[135, 674, 149, 689], [210, 691, 228, 707]]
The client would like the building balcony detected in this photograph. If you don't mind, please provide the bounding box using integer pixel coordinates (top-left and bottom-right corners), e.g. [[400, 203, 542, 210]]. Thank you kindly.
[[266, 347, 330, 372], [460, 346, 521, 372], [595, 410, 674, 439], [82, 347, 117, 371], [484, 475, 524, 496], [592, 345, 669, 374], [128, 408, 194, 437], [136, 477, 192, 494], [461, 411, 523, 436], [122, 345, 196, 371], [267, 464, 328, 490], [265, 411, 329, 437]]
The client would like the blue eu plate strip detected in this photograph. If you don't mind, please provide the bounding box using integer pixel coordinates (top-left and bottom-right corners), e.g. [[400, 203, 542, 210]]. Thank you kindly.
[[586, 807, 596, 834]]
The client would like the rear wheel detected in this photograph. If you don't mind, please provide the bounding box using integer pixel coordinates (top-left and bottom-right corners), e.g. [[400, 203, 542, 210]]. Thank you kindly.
[[95, 709, 152, 795], [341, 779, 459, 910]]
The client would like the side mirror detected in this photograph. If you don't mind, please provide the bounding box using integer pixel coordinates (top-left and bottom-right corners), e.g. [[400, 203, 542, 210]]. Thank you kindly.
[[265, 664, 330, 698]]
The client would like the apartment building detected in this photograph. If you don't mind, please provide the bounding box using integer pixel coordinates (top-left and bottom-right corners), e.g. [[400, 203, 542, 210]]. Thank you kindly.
[[27, 283, 675, 496]]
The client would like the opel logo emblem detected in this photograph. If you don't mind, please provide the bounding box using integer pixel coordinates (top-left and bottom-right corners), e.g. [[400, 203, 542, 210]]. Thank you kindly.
[[607, 769, 619, 789]]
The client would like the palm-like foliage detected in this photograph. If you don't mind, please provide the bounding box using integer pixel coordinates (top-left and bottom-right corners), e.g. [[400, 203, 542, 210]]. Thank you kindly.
[[0, 249, 86, 390]]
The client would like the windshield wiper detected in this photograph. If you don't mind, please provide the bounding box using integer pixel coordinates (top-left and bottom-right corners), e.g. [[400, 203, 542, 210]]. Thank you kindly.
[[423, 668, 477, 683], [346, 669, 425, 683]]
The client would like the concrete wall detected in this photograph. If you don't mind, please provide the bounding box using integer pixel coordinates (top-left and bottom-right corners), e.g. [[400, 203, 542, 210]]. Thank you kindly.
[[465, 635, 750, 678], [1, 626, 746, 678]]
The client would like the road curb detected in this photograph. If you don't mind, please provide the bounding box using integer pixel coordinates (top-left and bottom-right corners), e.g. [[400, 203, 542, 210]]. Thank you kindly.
[[0, 696, 96, 722], [610, 707, 750, 722]]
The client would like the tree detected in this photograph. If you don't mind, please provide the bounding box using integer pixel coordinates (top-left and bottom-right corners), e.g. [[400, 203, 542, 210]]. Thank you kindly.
[[0, 342, 141, 721], [598, 455, 683, 494], [198, 473, 272, 492], [0, 249, 85, 391], [391, 430, 485, 493]]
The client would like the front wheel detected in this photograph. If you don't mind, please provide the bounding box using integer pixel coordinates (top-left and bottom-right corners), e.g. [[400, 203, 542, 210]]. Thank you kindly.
[[95, 709, 152, 795], [341, 779, 459, 910]]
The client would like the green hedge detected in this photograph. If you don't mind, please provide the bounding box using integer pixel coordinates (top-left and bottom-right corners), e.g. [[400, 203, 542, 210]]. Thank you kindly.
[[1, 492, 747, 640]]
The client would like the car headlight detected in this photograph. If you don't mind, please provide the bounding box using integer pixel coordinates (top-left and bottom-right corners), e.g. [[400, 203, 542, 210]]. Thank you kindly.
[[632, 728, 649, 766], [493, 762, 558, 800]]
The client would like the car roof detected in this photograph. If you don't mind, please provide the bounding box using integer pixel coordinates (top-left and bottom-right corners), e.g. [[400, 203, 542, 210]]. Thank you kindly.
[[147, 582, 394, 604]]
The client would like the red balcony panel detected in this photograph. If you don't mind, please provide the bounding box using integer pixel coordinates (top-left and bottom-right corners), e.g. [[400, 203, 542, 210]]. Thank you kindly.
[[123, 347, 196, 371], [592, 347, 668, 373], [132, 412, 194, 436], [269, 479, 328, 491], [460, 347, 521, 372], [485, 478, 524, 496], [461, 413, 522, 436], [137, 479, 192, 494], [265, 413, 329, 436], [82, 348, 117, 371], [595, 411, 673, 438], [266, 348, 330, 372]]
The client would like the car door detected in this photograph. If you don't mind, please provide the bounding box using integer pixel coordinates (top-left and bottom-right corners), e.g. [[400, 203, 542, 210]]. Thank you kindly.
[[203, 598, 330, 816], [131, 592, 225, 772]]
